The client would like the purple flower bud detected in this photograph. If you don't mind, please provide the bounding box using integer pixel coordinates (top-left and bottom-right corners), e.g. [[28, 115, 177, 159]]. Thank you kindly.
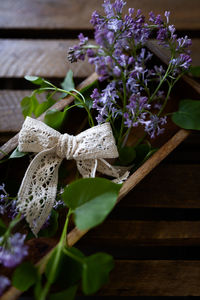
[[91, 88, 100, 100], [78, 33, 88, 46], [0, 233, 28, 268], [102, 0, 114, 18], [113, 0, 126, 14], [149, 11, 156, 23], [128, 57, 134, 65], [128, 8, 134, 15], [164, 11, 170, 23], [86, 49, 95, 58], [113, 66, 121, 77], [0, 276, 10, 296], [107, 31, 115, 44]]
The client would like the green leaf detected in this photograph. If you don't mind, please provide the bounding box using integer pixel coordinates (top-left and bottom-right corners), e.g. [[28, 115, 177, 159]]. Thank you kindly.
[[34, 277, 43, 300], [189, 66, 200, 77], [134, 143, 151, 165], [38, 209, 58, 237], [34, 96, 56, 118], [24, 75, 51, 87], [82, 253, 114, 295], [132, 143, 157, 171], [62, 178, 121, 230], [61, 70, 75, 92], [172, 99, 200, 130], [119, 146, 136, 166], [44, 109, 67, 130], [45, 247, 83, 286], [49, 285, 78, 300], [56, 247, 83, 288], [20, 95, 38, 118], [0, 218, 6, 235], [9, 147, 27, 159], [12, 262, 38, 292]]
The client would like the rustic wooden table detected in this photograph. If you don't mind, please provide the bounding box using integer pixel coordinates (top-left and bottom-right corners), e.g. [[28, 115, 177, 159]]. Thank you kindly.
[[0, 0, 200, 297]]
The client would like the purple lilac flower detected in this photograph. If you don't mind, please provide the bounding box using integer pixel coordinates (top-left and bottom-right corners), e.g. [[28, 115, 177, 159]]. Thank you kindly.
[[124, 93, 150, 128], [140, 115, 167, 138], [0, 233, 28, 268], [170, 54, 192, 74], [91, 83, 121, 123], [68, 33, 89, 63], [68, 1, 192, 143], [176, 36, 192, 52], [164, 11, 170, 24], [113, 0, 126, 14], [0, 184, 18, 219], [0, 276, 10, 296]]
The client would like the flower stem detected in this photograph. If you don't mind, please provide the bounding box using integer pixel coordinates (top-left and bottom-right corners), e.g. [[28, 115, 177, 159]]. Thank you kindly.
[[39, 208, 72, 300], [117, 75, 127, 148], [149, 62, 172, 103]]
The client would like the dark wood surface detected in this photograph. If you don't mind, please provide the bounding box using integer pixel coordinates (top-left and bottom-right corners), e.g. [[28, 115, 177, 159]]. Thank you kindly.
[[0, 0, 200, 298]]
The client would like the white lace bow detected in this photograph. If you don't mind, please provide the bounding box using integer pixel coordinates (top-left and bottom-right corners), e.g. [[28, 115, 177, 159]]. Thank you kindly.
[[17, 117, 128, 235]]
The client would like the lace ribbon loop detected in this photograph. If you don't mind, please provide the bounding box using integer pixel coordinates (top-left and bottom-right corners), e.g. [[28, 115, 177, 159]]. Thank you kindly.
[[17, 117, 128, 235]]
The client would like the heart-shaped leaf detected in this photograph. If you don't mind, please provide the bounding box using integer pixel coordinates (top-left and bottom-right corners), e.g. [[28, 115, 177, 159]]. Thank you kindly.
[[44, 109, 67, 130], [119, 146, 136, 165], [49, 285, 78, 300], [82, 253, 114, 295], [172, 99, 200, 130], [12, 262, 38, 292], [62, 178, 121, 230], [61, 70, 75, 92], [189, 66, 200, 78]]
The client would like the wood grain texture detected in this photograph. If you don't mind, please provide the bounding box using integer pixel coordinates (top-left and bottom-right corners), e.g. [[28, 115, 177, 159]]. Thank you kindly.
[[121, 164, 200, 208], [0, 0, 199, 30], [97, 260, 200, 296], [0, 90, 35, 132], [0, 39, 94, 78], [79, 220, 200, 246]]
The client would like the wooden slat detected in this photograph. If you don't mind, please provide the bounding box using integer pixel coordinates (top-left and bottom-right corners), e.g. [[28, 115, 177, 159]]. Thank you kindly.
[[0, 90, 32, 132], [0, 0, 199, 30], [79, 220, 200, 246], [0, 39, 199, 79], [97, 260, 200, 296], [0, 39, 94, 78], [120, 164, 200, 208]]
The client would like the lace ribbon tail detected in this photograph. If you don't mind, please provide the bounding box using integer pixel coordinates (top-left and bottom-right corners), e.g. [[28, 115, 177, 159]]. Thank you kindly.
[[17, 147, 62, 236], [76, 159, 98, 178], [97, 159, 130, 183]]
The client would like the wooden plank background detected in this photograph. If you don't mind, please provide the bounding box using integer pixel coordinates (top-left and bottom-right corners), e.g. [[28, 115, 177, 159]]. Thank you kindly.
[[0, 0, 200, 298]]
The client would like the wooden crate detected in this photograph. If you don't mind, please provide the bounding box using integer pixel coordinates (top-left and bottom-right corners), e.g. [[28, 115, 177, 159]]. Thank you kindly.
[[0, 1, 200, 298]]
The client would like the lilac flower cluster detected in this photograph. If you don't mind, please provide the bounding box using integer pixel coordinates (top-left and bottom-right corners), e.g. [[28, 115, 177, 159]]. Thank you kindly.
[[0, 184, 18, 219], [149, 10, 192, 75], [0, 275, 10, 296], [0, 233, 28, 268], [68, 0, 192, 144]]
